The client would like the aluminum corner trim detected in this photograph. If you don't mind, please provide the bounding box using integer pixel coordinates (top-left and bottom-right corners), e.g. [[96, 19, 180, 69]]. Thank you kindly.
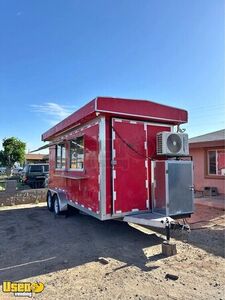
[[99, 116, 106, 218]]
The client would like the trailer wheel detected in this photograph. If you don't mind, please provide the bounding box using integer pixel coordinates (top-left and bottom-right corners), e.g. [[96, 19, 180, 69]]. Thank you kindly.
[[47, 191, 54, 212], [53, 194, 61, 216]]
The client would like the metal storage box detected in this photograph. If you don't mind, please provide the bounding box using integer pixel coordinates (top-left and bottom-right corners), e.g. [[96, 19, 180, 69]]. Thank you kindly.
[[152, 160, 194, 216]]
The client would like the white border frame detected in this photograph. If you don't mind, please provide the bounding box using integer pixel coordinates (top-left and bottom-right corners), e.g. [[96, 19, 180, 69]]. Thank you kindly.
[[98, 116, 107, 219]]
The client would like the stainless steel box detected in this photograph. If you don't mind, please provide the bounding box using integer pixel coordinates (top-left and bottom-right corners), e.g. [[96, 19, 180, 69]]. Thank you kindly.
[[152, 160, 194, 216]]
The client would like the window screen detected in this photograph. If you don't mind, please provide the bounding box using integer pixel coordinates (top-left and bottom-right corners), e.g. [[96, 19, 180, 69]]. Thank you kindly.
[[56, 144, 66, 169], [69, 137, 84, 170]]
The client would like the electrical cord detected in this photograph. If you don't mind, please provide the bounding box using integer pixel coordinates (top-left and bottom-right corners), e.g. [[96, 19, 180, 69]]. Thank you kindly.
[[183, 218, 224, 231], [112, 125, 192, 161], [185, 216, 224, 225], [112, 126, 150, 160]]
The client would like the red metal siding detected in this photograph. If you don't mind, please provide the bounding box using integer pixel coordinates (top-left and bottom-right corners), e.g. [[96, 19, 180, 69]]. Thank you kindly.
[[154, 161, 166, 212], [146, 125, 171, 158], [48, 117, 174, 218], [49, 123, 100, 212], [97, 97, 187, 124], [112, 119, 148, 213], [105, 116, 113, 215]]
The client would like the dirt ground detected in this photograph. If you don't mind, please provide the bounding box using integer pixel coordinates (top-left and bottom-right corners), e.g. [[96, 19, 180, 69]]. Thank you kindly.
[[0, 203, 224, 300]]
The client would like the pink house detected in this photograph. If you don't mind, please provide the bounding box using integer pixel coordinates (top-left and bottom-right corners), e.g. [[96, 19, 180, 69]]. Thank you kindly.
[[189, 129, 225, 195]]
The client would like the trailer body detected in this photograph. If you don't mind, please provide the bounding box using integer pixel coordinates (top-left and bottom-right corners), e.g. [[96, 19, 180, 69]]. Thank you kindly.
[[42, 97, 193, 222]]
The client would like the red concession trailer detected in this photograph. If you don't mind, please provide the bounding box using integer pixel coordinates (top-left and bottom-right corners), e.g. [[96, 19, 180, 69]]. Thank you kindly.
[[42, 97, 194, 235]]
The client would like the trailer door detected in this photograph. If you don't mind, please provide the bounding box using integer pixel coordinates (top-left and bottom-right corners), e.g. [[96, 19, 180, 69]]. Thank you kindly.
[[112, 119, 149, 215]]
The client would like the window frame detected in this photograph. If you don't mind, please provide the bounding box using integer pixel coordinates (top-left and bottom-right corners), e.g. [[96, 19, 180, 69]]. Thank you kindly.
[[55, 143, 66, 170], [68, 136, 85, 171], [206, 148, 225, 178]]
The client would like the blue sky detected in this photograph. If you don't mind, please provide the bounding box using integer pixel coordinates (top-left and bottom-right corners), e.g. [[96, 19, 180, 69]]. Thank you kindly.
[[0, 0, 224, 153]]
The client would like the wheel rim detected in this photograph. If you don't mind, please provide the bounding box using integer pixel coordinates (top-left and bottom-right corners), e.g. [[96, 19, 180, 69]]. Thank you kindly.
[[47, 194, 52, 208], [54, 199, 59, 214]]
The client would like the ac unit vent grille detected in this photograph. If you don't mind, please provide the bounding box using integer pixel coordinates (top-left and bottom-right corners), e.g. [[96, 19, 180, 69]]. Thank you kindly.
[[167, 134, 182, 153], [156, 135, 162, 154]]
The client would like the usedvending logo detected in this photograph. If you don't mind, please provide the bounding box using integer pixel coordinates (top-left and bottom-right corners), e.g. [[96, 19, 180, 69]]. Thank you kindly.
[[2, 281, 44, 297]]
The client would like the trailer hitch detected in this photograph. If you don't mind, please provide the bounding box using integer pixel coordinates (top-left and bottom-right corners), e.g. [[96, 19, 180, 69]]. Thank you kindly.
[[123, 214, 190, 243], [171, 222, 190, 232], [165, 218, 190, 242]]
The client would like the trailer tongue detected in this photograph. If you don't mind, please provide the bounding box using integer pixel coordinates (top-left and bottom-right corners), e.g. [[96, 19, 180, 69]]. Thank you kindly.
[[123, 212, 190, 242], [124, 212, 175, 229]]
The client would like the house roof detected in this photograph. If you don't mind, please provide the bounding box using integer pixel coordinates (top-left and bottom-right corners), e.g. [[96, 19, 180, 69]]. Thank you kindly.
[[25, 153, 49, 160], [189, 129, 225, 144]]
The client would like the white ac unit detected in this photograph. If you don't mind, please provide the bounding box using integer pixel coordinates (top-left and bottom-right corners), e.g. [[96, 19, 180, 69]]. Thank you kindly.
[[157, 132, 189, 156]]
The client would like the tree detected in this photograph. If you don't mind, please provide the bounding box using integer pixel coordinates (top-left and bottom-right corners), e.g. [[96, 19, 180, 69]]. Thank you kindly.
[[0, 137, 26, 168]]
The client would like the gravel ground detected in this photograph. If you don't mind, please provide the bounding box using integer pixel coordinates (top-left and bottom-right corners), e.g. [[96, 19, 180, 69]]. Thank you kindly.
[[0, 203, 224, 300]]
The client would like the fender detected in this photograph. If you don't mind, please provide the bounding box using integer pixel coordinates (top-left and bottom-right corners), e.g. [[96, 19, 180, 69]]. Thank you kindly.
[[48, 188, 68, 212]]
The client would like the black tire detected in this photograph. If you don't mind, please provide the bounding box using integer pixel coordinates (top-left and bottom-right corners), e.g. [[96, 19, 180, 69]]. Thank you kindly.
[[53, 194, 61, 216], [47, 191, 54, 212]]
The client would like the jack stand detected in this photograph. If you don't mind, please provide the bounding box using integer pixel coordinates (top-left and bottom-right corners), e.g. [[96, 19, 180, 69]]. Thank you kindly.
[[166, 220, 170, 242], [162, 218, 177, 257]]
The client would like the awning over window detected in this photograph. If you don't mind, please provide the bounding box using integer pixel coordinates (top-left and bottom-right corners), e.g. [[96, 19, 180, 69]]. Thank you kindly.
[[30, 141, 62, 153]]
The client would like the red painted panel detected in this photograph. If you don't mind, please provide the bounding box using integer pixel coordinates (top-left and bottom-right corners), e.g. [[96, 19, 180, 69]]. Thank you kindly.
[[154, 161, 166, 213], [105, 116, 113, 215], [97, 97, 187, 124], [49, 123, 99, 213], [146, 125, 171, 159], [113, 120, 148, 213]]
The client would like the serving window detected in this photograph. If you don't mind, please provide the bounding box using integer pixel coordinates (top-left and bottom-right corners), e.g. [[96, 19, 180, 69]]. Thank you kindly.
[[69, 136, 84, 170], [56, 144, 66, 169]]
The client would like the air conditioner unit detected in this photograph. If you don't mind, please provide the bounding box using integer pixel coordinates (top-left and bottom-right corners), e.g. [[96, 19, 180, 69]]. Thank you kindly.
[[157, 132, 189, 156]]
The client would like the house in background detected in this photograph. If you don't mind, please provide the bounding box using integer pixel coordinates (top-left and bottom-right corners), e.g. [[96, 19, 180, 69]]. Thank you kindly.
[[25, 153, 49, 164], [189, 129, 225, 195]]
